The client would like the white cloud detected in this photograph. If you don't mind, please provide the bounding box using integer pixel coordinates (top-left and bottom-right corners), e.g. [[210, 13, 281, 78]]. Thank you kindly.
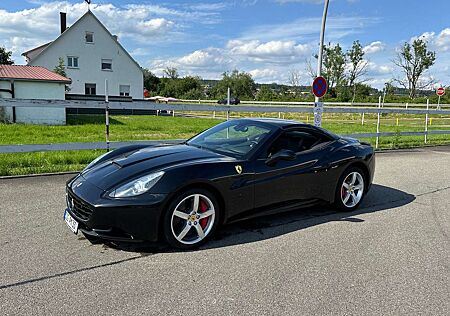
[[435, 28, 450, 51], [363, 41, 385, 54], [249, 68, 280, 81], [367, 62, 393, 75], [410, 29, 450, 52], [177, 48, 232, 68], [227, 40, 310, 63]]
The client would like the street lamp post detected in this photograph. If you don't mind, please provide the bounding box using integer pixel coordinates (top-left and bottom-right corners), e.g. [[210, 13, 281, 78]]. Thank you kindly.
[[314, 0, 330, 127]]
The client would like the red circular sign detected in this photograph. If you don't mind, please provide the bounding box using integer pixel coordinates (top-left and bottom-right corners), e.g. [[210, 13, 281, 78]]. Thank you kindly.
[[436, 87, 445, 96], [312, 76, 327, 98]]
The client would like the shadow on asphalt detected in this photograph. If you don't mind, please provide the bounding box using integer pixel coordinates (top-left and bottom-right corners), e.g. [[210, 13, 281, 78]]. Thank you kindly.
[[106, 184, 415, 254]]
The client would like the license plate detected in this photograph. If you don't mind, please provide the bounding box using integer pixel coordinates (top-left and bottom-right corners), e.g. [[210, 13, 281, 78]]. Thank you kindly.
[[64, 210, 78, 234]]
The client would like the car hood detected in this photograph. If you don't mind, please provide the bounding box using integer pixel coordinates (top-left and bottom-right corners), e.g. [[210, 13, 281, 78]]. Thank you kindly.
[[80, 144, 229, 190]]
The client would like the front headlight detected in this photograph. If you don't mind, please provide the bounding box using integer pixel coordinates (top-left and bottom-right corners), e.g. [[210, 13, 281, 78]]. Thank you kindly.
[[108, 171, 165, 198]]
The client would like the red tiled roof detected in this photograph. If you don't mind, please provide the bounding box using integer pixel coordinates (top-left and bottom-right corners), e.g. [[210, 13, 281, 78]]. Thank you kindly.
[[0, 65, 71, 83]]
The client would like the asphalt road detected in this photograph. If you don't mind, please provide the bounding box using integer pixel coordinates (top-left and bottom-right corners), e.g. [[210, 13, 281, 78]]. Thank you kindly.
[[0, 146, 449, 315]]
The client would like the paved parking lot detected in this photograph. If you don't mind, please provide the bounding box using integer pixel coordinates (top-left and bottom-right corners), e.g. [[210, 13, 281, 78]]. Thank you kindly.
[[0, 146, 449, 315]]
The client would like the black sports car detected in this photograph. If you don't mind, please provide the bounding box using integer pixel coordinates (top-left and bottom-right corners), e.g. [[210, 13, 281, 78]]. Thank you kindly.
[[64, 119, 375, 249]]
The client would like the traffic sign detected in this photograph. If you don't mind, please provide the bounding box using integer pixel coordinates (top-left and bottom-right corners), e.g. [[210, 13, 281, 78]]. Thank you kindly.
[[436, 87, 445, 96], [312, 76, 327, 98], [313, 102, 323, 127]]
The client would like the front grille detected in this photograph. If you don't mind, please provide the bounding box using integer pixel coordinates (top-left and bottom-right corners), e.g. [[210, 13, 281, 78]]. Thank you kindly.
[[67, 192, 94, 221]]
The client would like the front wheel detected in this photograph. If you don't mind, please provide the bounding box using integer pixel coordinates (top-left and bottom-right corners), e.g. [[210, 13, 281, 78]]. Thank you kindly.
[[334, 167, 366, 211], [163, 189, 220, 250]]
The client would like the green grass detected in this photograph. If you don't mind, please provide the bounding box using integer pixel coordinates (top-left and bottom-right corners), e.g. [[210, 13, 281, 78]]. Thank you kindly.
[[0, 115, 221, 145], [0, 113, 449, 176]]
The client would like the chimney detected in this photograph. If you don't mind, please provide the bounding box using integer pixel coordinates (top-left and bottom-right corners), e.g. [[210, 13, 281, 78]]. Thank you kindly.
[[60, 12, 67, 34], [112, 35, 118, 41]]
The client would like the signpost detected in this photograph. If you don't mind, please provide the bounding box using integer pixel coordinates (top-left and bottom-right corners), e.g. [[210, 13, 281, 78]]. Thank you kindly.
[[436, 87, 445, 110], [312, 76, 328, 127]]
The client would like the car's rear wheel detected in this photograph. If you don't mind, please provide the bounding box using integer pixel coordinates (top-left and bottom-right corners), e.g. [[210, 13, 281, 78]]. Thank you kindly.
[[334, 167, 366, 211], [163, 189, 219, 249]]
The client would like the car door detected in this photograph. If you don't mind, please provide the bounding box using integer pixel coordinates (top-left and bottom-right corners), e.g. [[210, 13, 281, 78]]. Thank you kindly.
[[252, 128, 333, 214]]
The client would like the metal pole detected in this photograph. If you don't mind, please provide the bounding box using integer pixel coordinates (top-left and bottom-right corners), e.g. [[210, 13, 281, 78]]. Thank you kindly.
[[226, 87, 230, 121], [314, 0, 330, 127], [425, 98, 429, 144], [316, 0, 330, 80], [361, 112, 364, 125], [376, 95, 381, 149], [437, 95, 441, 110], [105, 79, 110, 152]]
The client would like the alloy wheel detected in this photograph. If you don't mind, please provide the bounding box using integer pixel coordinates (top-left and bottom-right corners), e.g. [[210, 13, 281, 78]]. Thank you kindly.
[[170, 194, 216, 245], [341, 171, 364, 208]]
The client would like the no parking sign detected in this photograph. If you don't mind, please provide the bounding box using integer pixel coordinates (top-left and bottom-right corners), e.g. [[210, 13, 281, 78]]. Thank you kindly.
[[312, 76, 327, 98]]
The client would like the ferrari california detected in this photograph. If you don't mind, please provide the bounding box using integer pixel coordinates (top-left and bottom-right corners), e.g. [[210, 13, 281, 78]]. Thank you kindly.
[[64, 118, 375, 249]]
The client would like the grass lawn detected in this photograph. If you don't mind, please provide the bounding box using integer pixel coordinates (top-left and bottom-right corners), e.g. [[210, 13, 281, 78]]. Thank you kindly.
[[0, 113, 449, 176]]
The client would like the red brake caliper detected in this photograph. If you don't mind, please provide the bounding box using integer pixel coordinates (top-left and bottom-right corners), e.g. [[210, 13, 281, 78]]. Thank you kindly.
[[199, 199, 209, 229]]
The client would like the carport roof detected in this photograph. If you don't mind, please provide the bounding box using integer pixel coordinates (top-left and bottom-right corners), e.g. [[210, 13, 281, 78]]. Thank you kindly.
[[0, 65, 71, 83]]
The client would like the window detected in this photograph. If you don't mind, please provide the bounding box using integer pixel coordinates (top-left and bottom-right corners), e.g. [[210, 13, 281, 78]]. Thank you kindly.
[[267, 129, 333, 157], [101, 59, 112, 71], [187, 120, 273, 158], [85, 32, 94, 43], [67, 56, 78, 68], [85, 83, 96, 95], [119, 85, 130, 96]]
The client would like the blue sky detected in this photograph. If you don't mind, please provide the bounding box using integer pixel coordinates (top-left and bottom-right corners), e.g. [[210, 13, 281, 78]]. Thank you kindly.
[[2, 0, 450, 88]]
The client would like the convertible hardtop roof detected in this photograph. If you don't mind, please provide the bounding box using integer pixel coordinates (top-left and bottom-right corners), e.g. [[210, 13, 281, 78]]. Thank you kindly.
[[235, 118, 308, 129], [234, 118, 339, 139]]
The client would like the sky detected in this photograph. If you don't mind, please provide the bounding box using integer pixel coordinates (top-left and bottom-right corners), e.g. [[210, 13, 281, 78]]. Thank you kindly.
[[1, 0, 450, 89]]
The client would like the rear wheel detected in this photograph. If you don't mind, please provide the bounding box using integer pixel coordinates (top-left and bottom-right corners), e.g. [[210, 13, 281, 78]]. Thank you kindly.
[[163, 189, 219, 249], [334, 167, 366, 211]]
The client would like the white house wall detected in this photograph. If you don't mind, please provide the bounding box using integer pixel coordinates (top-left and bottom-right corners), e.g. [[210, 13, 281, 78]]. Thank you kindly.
[[29, 13, 143, 99], [0, 81, 66, 125]]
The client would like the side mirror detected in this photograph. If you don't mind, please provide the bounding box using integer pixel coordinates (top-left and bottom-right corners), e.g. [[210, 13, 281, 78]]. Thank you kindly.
[[265, 149, 296, 166]]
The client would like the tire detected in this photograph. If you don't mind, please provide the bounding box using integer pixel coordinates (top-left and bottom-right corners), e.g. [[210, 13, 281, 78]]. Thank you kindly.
[[162, 189, 220, 250], [334, 167, 366, 212]]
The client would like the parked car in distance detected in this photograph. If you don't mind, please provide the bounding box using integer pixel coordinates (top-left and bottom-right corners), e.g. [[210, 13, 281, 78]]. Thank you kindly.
[[217, 97, 240, 105]]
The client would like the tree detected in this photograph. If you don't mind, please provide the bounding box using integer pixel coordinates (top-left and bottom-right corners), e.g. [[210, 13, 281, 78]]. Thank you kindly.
[[288, 68, 302, 94], [305, 58, 317, 82], [256, 85, 278, 101], [323, 43, 347, 94], [212, 70, 256, 100], [347, 40, 368, 102], [393, 38, 436, 99], [143, 68, 161, 94], [163, 67, 179, 79], [53, 57, 67, 77], [0, 47, 14, 65], [53, 57, 70, 91]]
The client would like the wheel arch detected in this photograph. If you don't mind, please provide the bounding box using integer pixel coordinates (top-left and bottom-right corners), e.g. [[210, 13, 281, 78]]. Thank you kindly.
[[330, 160, 371, 204]]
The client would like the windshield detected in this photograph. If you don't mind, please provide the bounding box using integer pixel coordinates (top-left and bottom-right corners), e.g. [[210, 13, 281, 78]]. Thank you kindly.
[[187, 120, 274, 158]]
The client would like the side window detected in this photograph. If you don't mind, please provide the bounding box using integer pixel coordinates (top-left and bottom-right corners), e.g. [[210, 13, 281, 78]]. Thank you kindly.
[[267, 130, 329, 157]]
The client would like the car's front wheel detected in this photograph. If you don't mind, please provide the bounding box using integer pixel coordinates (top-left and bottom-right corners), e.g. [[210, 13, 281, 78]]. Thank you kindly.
[[334, 167, 366, 211], [163, 189, 220, 249]]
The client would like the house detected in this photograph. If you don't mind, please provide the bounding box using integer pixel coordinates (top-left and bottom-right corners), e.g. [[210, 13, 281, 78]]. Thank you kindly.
[[0, 65, 71, 125], [22, 10, 143, 99]]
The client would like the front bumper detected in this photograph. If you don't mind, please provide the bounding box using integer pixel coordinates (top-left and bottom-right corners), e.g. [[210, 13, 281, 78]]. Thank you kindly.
[[65, 175, 168, 242]]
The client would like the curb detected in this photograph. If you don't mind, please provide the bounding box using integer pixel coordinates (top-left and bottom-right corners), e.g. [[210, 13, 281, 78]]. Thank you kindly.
[[0, 171, 78, 180]]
